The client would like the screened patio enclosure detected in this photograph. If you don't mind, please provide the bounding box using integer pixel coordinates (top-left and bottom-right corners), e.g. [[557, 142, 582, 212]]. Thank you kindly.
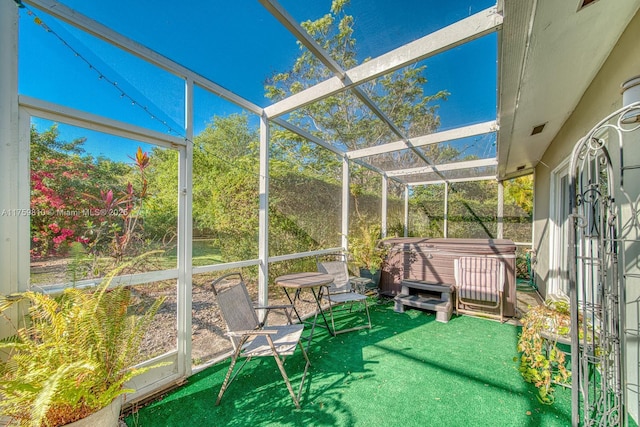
[[1, 0, 510, 401], [3, 0, 637, 421]]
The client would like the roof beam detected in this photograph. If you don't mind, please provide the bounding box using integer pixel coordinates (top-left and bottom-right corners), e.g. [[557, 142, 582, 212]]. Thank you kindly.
[[25, 0, 263, 116], [386, 158, 497, 177], [408, 174, 497, 186], [20, 95, 186, 149], [258, 0, 345, 78], [347, 121, 498, 159], [264, 6, 502, 119]]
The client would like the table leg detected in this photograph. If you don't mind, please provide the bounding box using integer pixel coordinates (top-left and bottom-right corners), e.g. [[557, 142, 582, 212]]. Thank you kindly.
[[281, 287, 303, 324], [281, 286, 335, 351], [311, 286, 334, 336]]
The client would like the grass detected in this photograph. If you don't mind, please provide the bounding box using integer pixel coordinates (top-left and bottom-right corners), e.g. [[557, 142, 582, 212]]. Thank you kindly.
[[166, 239, 224, 267], [30, 240, 224, 285], [124, 301, 572, 427]]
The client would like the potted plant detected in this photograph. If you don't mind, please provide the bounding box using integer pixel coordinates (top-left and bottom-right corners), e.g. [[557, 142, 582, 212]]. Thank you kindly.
[[348, 222, 388, 286], [516, 299, 588, 404], [0, 264, 165, 426]]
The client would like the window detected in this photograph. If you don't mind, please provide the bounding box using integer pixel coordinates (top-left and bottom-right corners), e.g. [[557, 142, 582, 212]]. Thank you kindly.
[[549, 159, 571, 297]]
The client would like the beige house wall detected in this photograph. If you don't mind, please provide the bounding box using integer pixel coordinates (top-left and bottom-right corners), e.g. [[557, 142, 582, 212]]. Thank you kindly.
[[533, 9, 640, 422], [533, 9, 640, 297]]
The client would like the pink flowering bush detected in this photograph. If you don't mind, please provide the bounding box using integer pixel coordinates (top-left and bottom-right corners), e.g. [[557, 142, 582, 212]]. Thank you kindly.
[[30, 125, 150, 262], [30, 152, 94, 256]]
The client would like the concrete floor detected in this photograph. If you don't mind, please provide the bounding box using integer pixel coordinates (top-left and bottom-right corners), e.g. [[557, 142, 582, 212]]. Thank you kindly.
[[512, 284, 544, 325]]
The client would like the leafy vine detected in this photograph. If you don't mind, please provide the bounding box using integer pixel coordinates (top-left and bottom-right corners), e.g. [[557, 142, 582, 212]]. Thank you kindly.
[[516, 299, 574, 404]]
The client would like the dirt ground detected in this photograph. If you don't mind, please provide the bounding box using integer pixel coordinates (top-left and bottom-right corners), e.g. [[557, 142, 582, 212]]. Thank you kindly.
[[136, 276, 322, 365]]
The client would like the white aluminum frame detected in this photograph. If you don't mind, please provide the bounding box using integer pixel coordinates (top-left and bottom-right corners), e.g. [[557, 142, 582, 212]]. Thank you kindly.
[[3, 0, 508, 402], [17, 98, 189, 400], [347, 121, 498, 159]]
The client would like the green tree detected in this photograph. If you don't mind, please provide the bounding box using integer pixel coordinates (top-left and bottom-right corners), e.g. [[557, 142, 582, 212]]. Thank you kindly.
[[505, 175, 533, 215], [265, 0, 449, 189], [145, 114, 260, 261], [30, 125, 128, 257]]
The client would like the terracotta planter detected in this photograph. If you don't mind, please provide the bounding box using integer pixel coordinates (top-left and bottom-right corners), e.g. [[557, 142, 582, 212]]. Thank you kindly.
[[65, 398, 122, 427]]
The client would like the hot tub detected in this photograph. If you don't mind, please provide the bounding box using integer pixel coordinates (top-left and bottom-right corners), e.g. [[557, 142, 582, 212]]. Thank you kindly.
[[380, 238, 517, 318]]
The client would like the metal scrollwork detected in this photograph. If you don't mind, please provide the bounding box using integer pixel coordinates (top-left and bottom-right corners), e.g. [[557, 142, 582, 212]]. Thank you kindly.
[[568, 101, 640, 427], [588, 136, 607, 152]]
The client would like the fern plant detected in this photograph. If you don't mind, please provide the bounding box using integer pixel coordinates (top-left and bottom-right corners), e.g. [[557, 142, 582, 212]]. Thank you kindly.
[[0, 265, 165, 426]]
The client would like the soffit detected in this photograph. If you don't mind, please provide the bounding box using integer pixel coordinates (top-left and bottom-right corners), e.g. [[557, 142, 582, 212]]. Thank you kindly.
[[497, 0, 640, 179]]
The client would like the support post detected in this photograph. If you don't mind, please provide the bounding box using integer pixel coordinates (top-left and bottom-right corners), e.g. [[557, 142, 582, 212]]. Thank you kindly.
[[444, 182, 449, 238], [342, 157, 350, 251], [381, 175, 388, 238], [404, 185, 409, 237], [497, 180, 504, 239], [0, 2, 27, 338], [258, 114, 270, 321], [177, 77, 194, 376]]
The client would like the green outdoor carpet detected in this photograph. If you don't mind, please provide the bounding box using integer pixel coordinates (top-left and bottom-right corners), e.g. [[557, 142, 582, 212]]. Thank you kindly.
[[125, 301, 571, 427]]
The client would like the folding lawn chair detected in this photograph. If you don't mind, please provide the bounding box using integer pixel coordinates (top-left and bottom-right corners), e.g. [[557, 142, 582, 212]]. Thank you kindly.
[[316, 256, 372, 335], [211, 272, 311, 408], [454, 257, 505, 323]]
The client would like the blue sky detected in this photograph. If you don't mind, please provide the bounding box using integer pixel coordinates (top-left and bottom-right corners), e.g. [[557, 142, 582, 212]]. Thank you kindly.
[[18, 0, 497, 162]]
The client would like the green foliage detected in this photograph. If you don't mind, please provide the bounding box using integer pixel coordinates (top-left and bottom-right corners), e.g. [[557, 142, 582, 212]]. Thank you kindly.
[[409, 177, 533, 245], [348, 222, 388, 274], [83, 147, 151, 262], [30, 125, 154, 266], [269, 170, 345, 256], [143, 115, 279, 261], [0, 258, 165, 426], [192, 114, 260, 260], [146, 113, 352, 262], [516, 300, 573, 404], [411, 180, 501, 238], [505, 175, 533, 216], [265, 0, 448, 191], [408, 184, 445, 237], [66, 241, 92, 283], [143, 148, 178, 244]]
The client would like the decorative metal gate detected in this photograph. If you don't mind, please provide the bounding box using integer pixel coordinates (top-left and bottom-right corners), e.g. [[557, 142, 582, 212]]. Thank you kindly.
[[569, 101, 640, 426]]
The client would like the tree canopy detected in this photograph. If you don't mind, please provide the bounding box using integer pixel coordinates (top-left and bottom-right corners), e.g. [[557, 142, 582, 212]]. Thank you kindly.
[[265, 0, 449, 188]]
